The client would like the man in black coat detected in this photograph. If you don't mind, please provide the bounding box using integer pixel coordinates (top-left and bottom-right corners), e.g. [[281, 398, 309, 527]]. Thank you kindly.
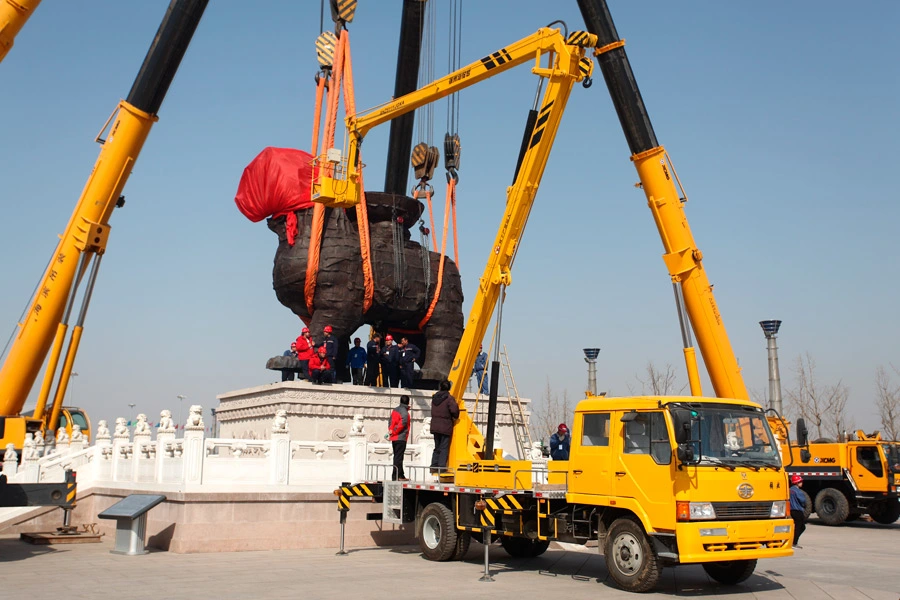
[[365, 333, 382, 386], [398, 337, 421, 389], [430, 379, 459, 474]]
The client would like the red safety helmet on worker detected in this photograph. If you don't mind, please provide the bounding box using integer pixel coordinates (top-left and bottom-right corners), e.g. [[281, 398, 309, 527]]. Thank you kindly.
[[790, 474, 803, 485]]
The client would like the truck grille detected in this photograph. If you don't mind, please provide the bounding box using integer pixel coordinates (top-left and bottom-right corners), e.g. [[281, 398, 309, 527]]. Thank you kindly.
[[712, 501, 772, 520]]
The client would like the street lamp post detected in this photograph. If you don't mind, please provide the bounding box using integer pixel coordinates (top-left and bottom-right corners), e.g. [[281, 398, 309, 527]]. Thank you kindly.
[[759, 320, 783, 415], [67, 372, 79, 405], [583, 348, 600, 396]]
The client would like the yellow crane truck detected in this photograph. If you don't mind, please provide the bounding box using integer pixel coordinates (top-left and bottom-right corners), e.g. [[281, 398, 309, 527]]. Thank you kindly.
[[0, 0, 41, 64], [786, 421, 900, 525], [335, 0, 793, 592]]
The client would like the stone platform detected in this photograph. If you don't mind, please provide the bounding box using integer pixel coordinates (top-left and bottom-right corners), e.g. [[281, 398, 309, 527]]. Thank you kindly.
[[216, 380, 532, 457]]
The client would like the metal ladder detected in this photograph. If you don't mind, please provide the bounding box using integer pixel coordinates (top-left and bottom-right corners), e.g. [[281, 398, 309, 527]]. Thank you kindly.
[[499, 345, 533, 459]]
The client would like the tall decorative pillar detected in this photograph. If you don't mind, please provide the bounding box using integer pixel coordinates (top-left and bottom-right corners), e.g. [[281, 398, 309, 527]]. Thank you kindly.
[[182, 405, 206, 487], [156, 409, 176, 484], [269, 410, 291, 485], [346, 414, 367, 482]]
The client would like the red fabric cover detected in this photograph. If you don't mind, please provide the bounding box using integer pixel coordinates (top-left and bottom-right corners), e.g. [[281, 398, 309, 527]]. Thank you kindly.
[[235, 147, 314, 222]]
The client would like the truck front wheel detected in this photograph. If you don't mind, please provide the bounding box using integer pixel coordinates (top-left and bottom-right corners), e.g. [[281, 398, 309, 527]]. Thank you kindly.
[[868, 499, 900, 524], [702, 559, 757, 585], [604, 517, 661, 593], [814, 488, 850, 525], [418, 502, 459, 561]]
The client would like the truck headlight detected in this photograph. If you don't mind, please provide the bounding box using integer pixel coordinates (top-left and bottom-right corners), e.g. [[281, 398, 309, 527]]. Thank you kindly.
[[770, 501, 786, 518], [677, 501, 716, 521]]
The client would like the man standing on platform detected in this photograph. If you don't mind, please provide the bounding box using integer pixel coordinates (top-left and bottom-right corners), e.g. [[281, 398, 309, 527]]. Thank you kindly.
[[295, 327, 315, 380], [381, 335, 400, 388], [387, 395, 411, 481], [430, 379, 459, 475], [472, 344, 490, 395], [365, 334, 382, 386], [398, 337, 420, 389], [320, 325, 338, 382], [347, 337, 367, 385]]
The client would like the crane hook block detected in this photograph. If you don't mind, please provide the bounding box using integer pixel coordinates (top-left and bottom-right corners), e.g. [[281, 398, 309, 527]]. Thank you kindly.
[[316, 31, 338, 70], [443, 133, 461, 172], [330, 0, 357, 25], [411, 143, 440, 182]]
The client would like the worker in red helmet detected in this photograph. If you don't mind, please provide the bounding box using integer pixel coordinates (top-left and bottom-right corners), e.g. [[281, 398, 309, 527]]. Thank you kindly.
[[550, 423, 571, 460], [789, 474, 809, 548], [380, 334, 400, 387], [309, 345, 334, 384], [318, 325, 338, 381], [295, 327, 315, 380]]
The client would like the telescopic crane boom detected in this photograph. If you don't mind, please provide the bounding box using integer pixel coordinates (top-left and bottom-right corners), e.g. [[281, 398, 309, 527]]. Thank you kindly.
[[0, 0, 41, 64], [577, 0, 749, 401], [313, 25, 596, 466], [0, 0, 208, 452]]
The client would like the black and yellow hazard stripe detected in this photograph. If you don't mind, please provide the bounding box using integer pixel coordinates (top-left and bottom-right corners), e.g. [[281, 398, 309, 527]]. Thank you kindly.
[[337, 482, 381, 512], [528, 100, 555, 149], [486, 495, 523, 515], [566, 31, 598, 48], [316, 31, 337, 69], [65, 480, 77, 506], [579, 57, 593, 78], [479, 506, 496, 528], [331, 0, 357, 24], [480, 48, 513, 70]]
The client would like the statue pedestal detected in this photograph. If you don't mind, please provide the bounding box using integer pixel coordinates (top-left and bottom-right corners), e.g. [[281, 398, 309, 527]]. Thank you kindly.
[[215, 381, 532, 459]]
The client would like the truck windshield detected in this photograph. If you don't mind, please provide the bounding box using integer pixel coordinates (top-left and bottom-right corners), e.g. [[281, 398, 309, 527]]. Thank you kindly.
[[687, 404, 781, 469], [881, 444, 900, 473]]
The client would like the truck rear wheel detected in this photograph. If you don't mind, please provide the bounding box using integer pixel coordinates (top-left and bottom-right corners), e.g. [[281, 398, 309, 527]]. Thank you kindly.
[[449, 527, 471, 560], [868, 499, 900, 524], [803, 495, 813, 520], [500, 536, 550, 558], [814, 488, 850, 525], [604, 517, 660, 593], [418, 502, 458, 561], [702, 559, 757, 585]]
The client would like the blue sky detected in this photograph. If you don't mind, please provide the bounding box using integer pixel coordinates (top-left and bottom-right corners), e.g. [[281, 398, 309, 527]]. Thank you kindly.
[[1, 1, 897, 433]]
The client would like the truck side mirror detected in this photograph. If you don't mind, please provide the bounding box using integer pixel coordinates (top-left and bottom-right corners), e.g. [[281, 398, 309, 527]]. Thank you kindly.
[[676, 445, 694, 463], [796, 418, 809, 447], [800, 449, 811, 463], [672, 409, 693, 445]]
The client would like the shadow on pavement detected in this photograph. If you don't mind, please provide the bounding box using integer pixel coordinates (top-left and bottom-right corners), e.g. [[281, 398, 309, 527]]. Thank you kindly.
[[807, 516, 899, 530], [0, 537, 62, 562]]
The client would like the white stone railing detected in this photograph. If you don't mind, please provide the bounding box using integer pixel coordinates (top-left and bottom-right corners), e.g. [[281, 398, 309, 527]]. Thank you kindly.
[[3, 407, 447, 493]]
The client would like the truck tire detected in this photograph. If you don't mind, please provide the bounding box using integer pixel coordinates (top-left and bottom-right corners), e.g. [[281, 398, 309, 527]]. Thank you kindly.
[[418, 502, 458, 561], [604, 517, 661, 593], [868, 499, 900, 525], [803, 495, 813, 520], [500, 536, 550, 558], [814, 488, 850, 526], [702, 559, 757, 585], [449, 528, 471, 560]]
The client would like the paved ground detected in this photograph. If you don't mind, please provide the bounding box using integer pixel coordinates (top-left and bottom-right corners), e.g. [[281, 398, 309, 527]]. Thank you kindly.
[[1, 517, 897, 599]]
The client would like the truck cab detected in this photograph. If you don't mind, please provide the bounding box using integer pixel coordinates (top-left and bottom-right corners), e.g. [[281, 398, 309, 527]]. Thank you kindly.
[[561, 396, 792, 589], [20, 407, 92, 445]]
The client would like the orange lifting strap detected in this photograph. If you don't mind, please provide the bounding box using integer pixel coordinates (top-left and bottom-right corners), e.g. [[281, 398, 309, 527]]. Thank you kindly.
[[417, 177, 459, 330], [305, 29, 374, 315]]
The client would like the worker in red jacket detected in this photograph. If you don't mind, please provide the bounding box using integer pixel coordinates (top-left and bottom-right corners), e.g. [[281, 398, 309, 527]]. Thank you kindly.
[[295, 327, 315, 380], [308, 346, 333, 384], [387, 395, 411, 480]]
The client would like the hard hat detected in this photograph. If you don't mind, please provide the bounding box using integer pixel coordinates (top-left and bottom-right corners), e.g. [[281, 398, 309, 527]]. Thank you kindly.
[[385, 335, 393, 341], [324, 325, 333, 333], [302, 327, 309, 333], [558, 423, 569, 433], [318, 345, 327, 352], [790, 475, 803, 485]]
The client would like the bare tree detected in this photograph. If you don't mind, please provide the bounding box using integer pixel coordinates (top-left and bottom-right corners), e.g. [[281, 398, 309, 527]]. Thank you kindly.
[[532, 378, 573, 446], [875, 365, 900, 441], [627, 361, 686, 396], [785, 353, 854, 440]]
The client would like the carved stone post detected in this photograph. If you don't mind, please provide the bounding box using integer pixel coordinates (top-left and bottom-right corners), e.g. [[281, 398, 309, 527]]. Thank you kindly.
[[21, 433, 39, 482], [183, 405, 206, 487], [346, 414, 367, 482], [269, 411, 291, 485], [132, 430, 152, 482], [112, 418, 131, 481], [55, 428, 70, 455], [69, 425, 85, 453], [156, 412, 176, 484], [3, 444, 18, 476]]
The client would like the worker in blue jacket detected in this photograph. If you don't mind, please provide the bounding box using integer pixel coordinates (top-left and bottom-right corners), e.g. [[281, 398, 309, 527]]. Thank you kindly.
[[398, 337, 421, 389]]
